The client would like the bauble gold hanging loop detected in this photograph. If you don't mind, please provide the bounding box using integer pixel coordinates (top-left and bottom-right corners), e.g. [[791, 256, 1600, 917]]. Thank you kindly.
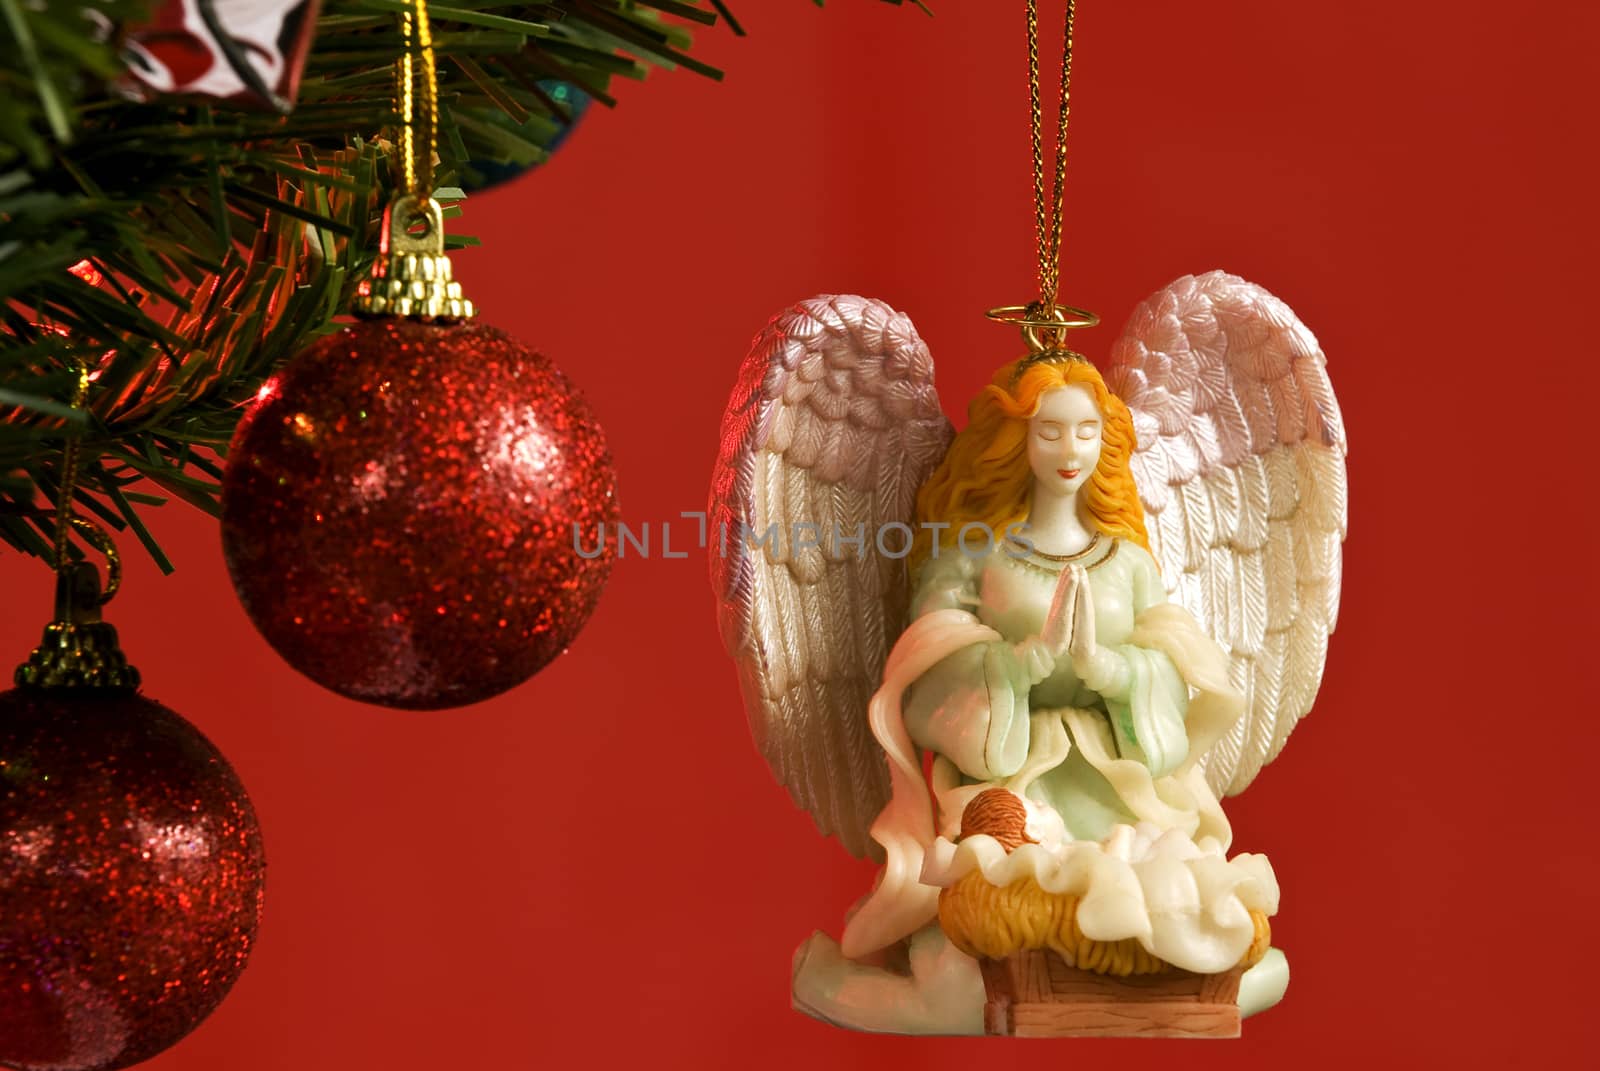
[[14, 519, 140, 691], [14, 361, 141, 691], [353, 193, 475, 321]]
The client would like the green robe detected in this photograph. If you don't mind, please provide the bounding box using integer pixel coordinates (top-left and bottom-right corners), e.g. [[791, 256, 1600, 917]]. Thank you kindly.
[[901, 538, 1232, 847]]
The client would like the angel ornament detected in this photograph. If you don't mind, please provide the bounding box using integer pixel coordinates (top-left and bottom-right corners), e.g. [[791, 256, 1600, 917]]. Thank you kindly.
[[708, 271, 1346, 1037], [710, 2, 1345, 1038]]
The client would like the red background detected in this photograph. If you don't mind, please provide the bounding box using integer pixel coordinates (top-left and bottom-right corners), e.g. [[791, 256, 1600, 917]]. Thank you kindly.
[[4, 1, 1598, 1066]]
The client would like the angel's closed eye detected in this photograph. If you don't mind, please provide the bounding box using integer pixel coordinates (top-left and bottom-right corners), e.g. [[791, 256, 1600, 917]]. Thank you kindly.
[[1036, 424, 1063, 441], [1076, 422, 1100, 439]]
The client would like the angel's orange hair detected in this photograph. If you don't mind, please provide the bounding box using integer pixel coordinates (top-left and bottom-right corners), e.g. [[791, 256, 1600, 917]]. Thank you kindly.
[[908, 357, 1149, 578]]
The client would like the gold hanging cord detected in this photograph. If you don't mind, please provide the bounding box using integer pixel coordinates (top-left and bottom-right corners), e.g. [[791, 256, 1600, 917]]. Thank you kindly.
[[15, 360, 140, 691], [397, 0, 438, 199], [354, 0, 475, 321], [52, 362, 120, 606], [987, 0, 1098, 356]]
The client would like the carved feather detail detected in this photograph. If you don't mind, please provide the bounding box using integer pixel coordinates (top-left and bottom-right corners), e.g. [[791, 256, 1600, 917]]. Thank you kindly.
[[709, 295, 954, 857], [1106, 271, 1348, 797]]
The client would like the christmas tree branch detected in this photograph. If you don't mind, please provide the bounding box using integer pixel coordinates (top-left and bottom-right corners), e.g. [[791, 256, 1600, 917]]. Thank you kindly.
[[0, 1, 919, 571]]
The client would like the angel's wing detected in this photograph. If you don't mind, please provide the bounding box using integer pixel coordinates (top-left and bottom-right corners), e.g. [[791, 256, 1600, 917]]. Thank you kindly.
[[709, 295, 953, 858], [1104, 271, 1347, 796]]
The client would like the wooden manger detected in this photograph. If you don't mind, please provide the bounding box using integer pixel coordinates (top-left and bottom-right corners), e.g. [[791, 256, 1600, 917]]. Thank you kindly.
[[940, 789, 1267, 1038], [979, 950, 1243, 1038]]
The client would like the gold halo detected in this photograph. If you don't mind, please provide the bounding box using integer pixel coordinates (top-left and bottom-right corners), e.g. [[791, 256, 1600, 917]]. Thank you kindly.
[[986, 302, 1099, 357], [985, 303, 1100, 330]]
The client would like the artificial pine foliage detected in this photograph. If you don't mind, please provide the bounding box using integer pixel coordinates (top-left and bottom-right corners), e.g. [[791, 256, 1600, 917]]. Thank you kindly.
[[0, 0, 920, 569]]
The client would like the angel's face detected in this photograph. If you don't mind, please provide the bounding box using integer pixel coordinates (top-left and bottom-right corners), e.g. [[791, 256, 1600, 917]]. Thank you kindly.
[[1026, 385, 1103, 498]]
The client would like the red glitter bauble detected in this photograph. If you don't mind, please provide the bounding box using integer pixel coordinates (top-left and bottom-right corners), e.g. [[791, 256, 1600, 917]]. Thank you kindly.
[[220, 319, 619, 709], [0, 688, 266, 1071]]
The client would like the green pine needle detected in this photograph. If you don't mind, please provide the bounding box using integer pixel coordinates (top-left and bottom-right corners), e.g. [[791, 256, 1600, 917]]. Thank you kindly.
[[0, 1, 920, 569]]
